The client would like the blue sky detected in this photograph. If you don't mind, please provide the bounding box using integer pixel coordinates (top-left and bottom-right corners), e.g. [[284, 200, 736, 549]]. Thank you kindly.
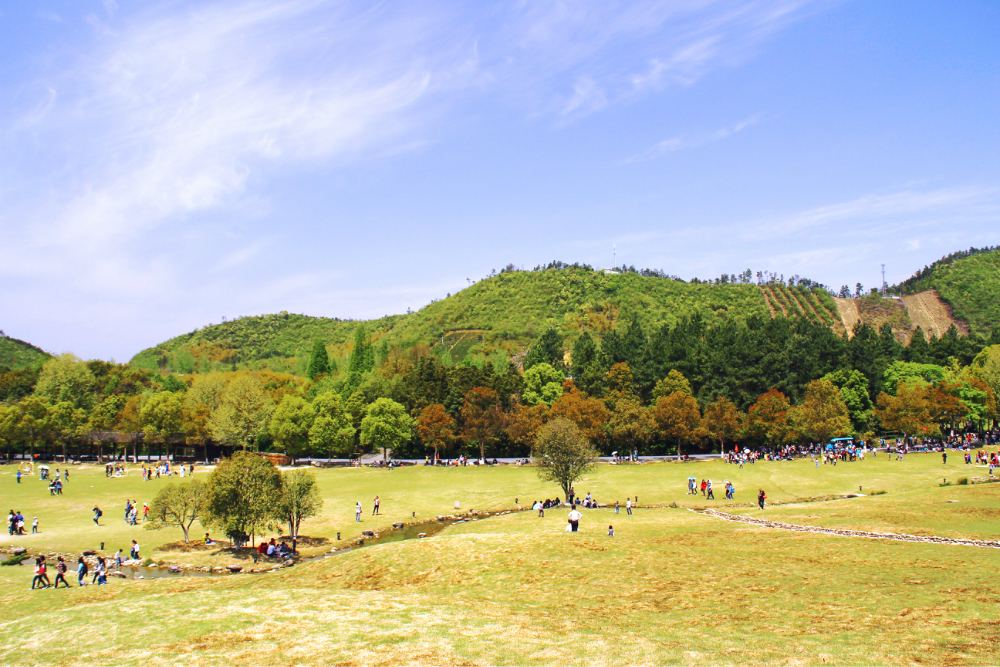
[[2, 0, 998, 361]]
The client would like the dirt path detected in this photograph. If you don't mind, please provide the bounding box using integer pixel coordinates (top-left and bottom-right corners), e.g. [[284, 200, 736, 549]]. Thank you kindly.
[[831, 297, 858, 335], [697, 508, 1000, 549], [902, 290, 967, 338]]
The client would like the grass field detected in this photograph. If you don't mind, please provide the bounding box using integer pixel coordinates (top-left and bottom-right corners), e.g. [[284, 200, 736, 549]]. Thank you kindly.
[[1, 453, 998, 665]]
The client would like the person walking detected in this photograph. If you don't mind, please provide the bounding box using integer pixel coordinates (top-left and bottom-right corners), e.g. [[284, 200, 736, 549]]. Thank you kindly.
[[372, 496, 380, 516], [31, 557, 48, 590], [94, 558, 107, 586], [758, 488, 766, 510], [114, 549, 123, 568], [31, 517, 38, 534], [143, 503, 149, 522], [93, 505, 102, 526], [53, 557, 70, 588], [706, 480, 715, 500], [76, 556, 88, 586], [942, 451, 948, 464], [626, 498, 632, 516], [355, 502, 362, 522], [700, 479, 707, 496], [567, 507, 582, 533], [16, 470, 21, 484], [130, 540, 140, 561], [614, 500, 620, 514]]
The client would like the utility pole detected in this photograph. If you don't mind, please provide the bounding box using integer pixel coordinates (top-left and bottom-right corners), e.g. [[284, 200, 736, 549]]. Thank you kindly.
[[613, 244, 616, 271], [881, 263, 886, 297]]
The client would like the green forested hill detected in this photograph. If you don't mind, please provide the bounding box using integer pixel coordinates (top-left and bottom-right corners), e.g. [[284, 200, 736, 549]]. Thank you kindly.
[[894, 247, 1000, 336], [131, 269, 772, 372], [0, 333, 51, 370], [130, 312, 407, 375]]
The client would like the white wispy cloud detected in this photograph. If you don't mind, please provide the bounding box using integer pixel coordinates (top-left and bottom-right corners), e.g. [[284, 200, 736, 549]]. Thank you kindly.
[[746, 186, 1000, 240], [629, 113, 763, 161], [494, 0, 825, 119]]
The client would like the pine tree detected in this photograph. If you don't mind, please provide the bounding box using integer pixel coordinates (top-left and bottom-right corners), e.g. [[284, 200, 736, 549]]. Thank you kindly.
[[306, 340, 330, 380], [348, 326, 375, 375], [571, 332, 597, 379], [905, 326, 931, 363]]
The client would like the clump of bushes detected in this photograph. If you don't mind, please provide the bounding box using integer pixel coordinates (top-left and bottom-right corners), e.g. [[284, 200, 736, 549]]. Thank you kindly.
[[956, 477, 969, 485], [1, 553, 29, 566], [868, 489, 888, 495]]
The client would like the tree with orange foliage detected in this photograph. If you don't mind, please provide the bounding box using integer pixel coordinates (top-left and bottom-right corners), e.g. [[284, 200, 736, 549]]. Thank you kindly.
[[550, 380, 610, 446], [876, 381, 934, 438], [703, 396, 741, 455], [925, 382, 965, 433], [505, 400, 549, 454], [651, 391, 706, 459], [461, 387, 504, 460], [744, 389, 791, 444], [606, 398, 655, 455], [416, 404, 455, 462]]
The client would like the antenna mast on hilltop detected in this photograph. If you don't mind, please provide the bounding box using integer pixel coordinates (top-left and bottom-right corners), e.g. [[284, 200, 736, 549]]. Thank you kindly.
[[613, 244, 617, 270], [881, 263, 886, 296]]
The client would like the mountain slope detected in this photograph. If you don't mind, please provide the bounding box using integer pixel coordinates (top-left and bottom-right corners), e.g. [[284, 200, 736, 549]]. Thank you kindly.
[[0, 333, 51, 370], [894, 247, 1000, 336], [131, 269, 773, 372]]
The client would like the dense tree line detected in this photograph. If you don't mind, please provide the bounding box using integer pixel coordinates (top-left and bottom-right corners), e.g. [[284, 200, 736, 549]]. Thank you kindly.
[[2, 316, 998, 461]]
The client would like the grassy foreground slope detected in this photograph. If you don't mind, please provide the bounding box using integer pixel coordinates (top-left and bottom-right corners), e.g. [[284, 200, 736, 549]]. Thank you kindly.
[[0, 333, 50, 370], [895, 247, 1000, 336], [130, 269, 770, 371], [1, 468, 998, 666]]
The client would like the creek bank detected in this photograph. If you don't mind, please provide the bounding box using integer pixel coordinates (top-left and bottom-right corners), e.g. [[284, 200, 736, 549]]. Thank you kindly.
[[2, 507, 526, 579]]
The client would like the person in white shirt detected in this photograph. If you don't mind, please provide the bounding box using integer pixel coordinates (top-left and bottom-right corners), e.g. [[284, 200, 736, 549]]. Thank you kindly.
[[626, 498, 633, 515], [567, 508, 582, 532]]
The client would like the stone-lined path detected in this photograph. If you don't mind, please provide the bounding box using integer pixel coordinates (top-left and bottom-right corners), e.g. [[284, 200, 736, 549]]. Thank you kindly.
[[697, 508, 1000, 549]]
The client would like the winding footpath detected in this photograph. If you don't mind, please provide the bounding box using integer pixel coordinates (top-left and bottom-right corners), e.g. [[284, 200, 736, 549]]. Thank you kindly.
[[697, 508, 1000, 549]]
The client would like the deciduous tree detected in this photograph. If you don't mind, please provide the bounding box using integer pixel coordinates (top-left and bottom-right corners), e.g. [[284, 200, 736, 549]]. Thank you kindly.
[[416, 403, 455, 461], [533, 418, 598, 499], [33, 353, 96, 410], [703, 396, 741, 455], [209, 374, 274, 450], [652, 391, 705, 458], [461, 387, 504, 460], [652, 370, 693, 400], [309, 391, 354, 458], [360, 397, 412, 460], [744, 389, 791, 444], [279, 469, 323, 539], [269, 395, 315, 457], [797, 379, 852, 444], [522, 363, 564, 406], [550, 380, 609, 445], [204, 451, 283, 546], [146, 479, 208, 543]]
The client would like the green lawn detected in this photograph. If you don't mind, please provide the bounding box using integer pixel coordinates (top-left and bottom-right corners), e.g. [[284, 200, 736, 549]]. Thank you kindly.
[[1, 453, 998, 665]]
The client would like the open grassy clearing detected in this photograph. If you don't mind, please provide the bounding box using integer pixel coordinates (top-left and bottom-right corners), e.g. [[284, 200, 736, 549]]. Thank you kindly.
[[1, 453, 998, 664], [0, 504, 998, 666], [1, 453, 991, 567]]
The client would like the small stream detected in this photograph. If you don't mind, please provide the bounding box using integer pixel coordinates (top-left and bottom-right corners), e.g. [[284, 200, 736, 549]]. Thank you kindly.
[[118, 519, 459, 579]]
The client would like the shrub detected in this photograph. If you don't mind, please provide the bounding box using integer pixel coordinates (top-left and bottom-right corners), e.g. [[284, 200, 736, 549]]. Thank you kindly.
[[869, 489, 888, 495], [956, 477, 969, 485], [1, 553, 29, 566]]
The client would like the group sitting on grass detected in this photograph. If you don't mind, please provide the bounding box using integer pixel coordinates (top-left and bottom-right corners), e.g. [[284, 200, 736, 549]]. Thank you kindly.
[[256, 538, 293, 558]]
